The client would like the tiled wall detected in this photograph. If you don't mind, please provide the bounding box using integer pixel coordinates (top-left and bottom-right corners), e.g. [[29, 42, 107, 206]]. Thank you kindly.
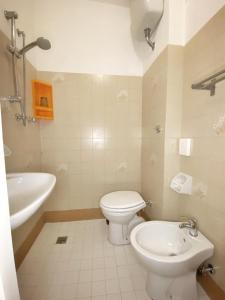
[[142, 6, 225, 292], [141, 45, 183, 221], [181, 6, 225, 291], [0, 30, 42, 251], [1, 5, 225, 291], [162, 46, 183, 220], [38, 72, 142, 211], [141, 48, 167, 219]]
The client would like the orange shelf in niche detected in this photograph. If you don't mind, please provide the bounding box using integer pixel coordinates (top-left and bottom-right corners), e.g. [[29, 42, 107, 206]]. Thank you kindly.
[[32, 80, 54, 120]]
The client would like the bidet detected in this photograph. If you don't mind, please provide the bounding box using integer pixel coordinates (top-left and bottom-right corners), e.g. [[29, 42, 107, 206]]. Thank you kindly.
[[130, 221, 214, 300]]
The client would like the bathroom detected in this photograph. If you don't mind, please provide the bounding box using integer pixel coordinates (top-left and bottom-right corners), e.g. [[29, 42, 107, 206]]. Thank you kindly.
[[0, 0, 225, 299]]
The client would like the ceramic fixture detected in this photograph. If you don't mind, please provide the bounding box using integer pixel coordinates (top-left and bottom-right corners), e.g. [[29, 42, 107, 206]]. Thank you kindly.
[[100, 191, 146, 245], [7, 173, 56, 230], [130, 221, 214, 300], [170, 172, 192, 195]]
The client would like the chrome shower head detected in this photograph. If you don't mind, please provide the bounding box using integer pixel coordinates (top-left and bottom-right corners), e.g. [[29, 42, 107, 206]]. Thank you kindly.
[[18, 37, 51, 55], [36, 37, 51, 50]]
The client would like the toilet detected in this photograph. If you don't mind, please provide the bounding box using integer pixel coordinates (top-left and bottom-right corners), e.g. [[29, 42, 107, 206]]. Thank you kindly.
[[100, 191, 146, 245]]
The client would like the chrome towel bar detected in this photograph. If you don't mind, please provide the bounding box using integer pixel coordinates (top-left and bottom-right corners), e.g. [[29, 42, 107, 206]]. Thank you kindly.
[[192, 68, 225, 96]]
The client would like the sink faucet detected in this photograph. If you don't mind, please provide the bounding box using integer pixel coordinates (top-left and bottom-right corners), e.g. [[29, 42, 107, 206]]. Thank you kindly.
[[179, 218, 198, 237]]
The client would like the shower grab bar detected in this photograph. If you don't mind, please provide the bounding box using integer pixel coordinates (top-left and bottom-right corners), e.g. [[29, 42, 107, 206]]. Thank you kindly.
[[192, 68, 225, 96]]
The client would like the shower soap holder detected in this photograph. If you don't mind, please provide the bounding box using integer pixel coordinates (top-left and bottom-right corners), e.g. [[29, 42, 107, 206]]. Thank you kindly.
[[170, 173, 192, 195], [32, 80, 54, 120]]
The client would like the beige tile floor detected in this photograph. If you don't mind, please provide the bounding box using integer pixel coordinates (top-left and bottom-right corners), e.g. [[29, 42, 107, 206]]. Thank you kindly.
[[17, 219, 210, 300]]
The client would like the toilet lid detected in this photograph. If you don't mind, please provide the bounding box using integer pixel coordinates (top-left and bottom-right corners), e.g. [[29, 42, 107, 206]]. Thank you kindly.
[[100, 191, 144, 209]]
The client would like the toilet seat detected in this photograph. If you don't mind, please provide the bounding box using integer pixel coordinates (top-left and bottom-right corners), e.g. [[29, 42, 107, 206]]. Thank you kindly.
[[100, 191, 145, 210]]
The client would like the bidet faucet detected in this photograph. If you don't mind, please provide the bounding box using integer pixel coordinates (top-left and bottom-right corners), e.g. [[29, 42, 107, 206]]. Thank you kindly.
[[179, 217, 198, 237]]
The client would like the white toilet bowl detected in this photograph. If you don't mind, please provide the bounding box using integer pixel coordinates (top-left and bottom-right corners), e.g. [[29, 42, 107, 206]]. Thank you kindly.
[[100, 191, 146, 245]]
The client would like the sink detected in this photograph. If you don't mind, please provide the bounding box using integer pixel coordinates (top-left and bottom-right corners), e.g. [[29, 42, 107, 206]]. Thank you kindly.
[[130, 221, 214, 300], [7, 173, 56, 230]]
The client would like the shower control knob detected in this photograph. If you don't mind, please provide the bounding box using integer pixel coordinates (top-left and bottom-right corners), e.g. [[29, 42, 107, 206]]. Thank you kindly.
[[28, 117, 37, 123]]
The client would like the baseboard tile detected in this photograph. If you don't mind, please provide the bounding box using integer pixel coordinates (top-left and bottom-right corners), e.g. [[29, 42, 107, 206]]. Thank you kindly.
[[198, 275, 225, 300], [14, 215, 45, 269], [44, 208, 104, 222]]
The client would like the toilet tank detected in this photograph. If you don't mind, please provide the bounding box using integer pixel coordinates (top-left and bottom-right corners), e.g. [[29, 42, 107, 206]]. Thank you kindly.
[[130, 0, 164, 41]]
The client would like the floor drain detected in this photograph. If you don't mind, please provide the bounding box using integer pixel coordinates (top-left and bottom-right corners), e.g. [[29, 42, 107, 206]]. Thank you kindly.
[[56, 236, 68, 244]]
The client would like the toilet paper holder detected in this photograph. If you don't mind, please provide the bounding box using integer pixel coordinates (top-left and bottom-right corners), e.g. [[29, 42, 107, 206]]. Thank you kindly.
[[170, 172, 192, 195]]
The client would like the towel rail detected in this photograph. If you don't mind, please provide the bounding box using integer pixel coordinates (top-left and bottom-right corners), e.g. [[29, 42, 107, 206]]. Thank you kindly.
[[191, 68, 225, 96]]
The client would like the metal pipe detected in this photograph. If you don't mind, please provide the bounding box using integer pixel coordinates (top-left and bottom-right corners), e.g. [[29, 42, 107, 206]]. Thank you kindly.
[[144, 28, 155, 50], [4, 11, 20, 98], [4, 10, 18, 47], [18, 37, 51, 56], [144, 0, 165, 51], [17, 29, 26, 126], [192, 68, 225, 96], [197, 263, 216, 276], [12, 51, 20, 97], [192, 69, 225, 87]]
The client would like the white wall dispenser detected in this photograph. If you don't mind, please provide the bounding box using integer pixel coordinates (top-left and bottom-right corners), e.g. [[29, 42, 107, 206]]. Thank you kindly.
[[170, 172, 192, 195], [179, 138, 192, 156]]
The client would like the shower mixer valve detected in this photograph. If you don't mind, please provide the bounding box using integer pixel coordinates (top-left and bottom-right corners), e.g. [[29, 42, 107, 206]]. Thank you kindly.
[[15, 113, 36, 123]]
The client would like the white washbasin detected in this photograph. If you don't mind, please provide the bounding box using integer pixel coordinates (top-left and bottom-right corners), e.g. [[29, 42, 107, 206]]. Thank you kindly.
[[130, 221, 214, 300], [7, 173, 56, 230]]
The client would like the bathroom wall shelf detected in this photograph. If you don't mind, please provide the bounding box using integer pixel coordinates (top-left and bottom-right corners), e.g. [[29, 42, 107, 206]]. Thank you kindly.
[[35, 106, 53, 112], [192, 68, 225, 96], [32, 80, 54, 120]]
